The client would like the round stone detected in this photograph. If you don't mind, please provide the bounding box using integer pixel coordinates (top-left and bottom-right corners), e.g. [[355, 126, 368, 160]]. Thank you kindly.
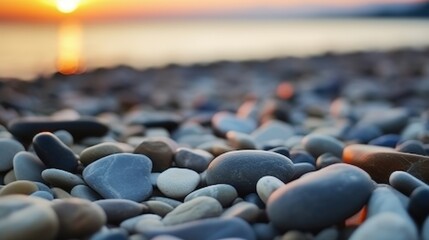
[[408, 186, 429, 224], [51, 198, 106, 238], [134, 137, 177, 172], [41, 168, 85, 190], [256, 176, 285, 204], [206, 150, 294, 195], [79, 142, 124, 166], [267, 164, 374, 231], [31, 190, 54, 200], [301, 133, 344, 158], [83, 153, 153, 202], [0, 138, 25, 172], [185, 184, 238, 207], [357, 108, 408, 134], [162, 196, 223, 226], [32, 132, 78, 173], [0, 180, 38, 196], [174, 148, 213, 173], [13, 151, 46, 183], [291, 163, 316, 181], [0, 195, 59, 240], [157, 168, 200, 199]]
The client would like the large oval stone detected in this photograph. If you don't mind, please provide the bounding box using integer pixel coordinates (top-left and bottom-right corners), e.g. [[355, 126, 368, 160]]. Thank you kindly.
[[8, 117, 109, 145], [83, 153, 153, 202], [301, 133, 344, 158], [0, 138, 25, 172], [206, 150, 294, 195], [267, 163, 374, 231], [343, 144, 429, 183]]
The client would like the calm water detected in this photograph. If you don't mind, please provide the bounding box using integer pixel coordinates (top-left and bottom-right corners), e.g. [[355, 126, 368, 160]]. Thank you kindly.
[[1, 19, 429, 80]]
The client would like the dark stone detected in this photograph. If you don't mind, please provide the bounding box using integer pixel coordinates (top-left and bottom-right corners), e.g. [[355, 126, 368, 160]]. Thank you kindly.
[[141, 217, 256, 240], [32, 132, 78, 173], [268, 146, 290, 158], [290, 150, 316, 166], [8, 117, 109, 145], [343, 124, 383, 144], [206, 150, 294, 195], [368, 134, 400, 148], [396, 140, 426, 155], [408, 186, 429, 225], [344, 144, 429, 183], [291, 163, 316, 180], [267, 164, 374, 231]]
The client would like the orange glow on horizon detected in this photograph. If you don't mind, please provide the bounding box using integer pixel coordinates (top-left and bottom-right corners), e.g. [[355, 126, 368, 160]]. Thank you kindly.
[[0, 0, 425, 22]]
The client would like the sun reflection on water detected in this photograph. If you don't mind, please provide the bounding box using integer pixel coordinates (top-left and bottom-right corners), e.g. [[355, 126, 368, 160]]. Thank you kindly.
[[57, 20, 83, 75]]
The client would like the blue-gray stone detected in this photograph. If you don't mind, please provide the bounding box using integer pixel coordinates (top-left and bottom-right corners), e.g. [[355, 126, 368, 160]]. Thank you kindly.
[[396, 140, 426, 155], [301, 134, 344, 158], [389, 171, 427, 196], [141, 217, 256, 240], [206, 150, 294, 195], [13, 152, 46, 183], [368, 134, 400, 148], [83, 153, 152, 202], [267, 164, 374, 231]]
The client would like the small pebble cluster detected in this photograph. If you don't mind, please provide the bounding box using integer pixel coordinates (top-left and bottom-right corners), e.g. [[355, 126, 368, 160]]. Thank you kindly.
[[1, 49, 429, 240]]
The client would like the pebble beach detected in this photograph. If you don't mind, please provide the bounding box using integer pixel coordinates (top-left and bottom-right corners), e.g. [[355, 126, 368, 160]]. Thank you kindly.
[[1, 48, 429, 240]]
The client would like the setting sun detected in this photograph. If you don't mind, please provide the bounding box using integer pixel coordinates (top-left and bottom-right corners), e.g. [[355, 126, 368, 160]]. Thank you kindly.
[[56, 0, 81, 13]]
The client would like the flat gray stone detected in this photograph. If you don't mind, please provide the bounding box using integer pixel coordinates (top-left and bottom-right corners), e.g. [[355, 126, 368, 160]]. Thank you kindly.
[[83, 153, 153, 202]]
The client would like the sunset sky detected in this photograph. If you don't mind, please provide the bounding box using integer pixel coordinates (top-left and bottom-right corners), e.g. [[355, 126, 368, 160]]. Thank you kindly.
[[0, 0, 425, 22]]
